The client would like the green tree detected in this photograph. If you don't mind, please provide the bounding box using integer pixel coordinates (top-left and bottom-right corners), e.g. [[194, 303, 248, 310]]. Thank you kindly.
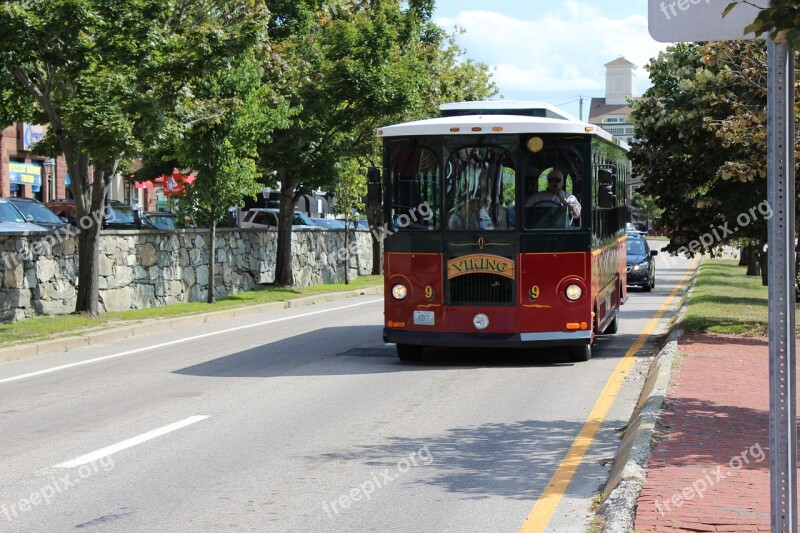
[[173, 52, 292, 303], [260, 0, 496, 285], [631, 190, 664, 229], [629, 42, 773, 257], [333, 158, 367, 284], [725, 0, 800, 48], [0, 0, 268, 315]]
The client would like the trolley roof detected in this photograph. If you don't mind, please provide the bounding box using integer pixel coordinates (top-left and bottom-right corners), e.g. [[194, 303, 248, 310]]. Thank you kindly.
[[377, 101, 629, 150], [439, 100, 578, 121]]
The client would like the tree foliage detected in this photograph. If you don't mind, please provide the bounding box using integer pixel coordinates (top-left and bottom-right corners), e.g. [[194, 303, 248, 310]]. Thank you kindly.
[[174, 51, 292, 302], [260, 0, 497, 285], [629, 41, 782, 256], [0, 0, 269, 314], [631, 190, 664, 227], [725, 0, 800, 48]]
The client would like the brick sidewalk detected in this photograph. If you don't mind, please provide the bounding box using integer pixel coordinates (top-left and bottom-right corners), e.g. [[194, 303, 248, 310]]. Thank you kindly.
[[634, 332, 781, 532]]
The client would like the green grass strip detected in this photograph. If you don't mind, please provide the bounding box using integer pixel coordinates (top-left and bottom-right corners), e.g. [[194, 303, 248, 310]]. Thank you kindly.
[[0, 276, 383, 348], [681, 259, 799, 336]]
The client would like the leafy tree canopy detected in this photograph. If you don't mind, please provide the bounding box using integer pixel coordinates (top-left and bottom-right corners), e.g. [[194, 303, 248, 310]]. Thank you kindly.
[[629, 41, 781, 256], [260, 0, 497, 285], [725, 0, 800, 49], [0, 0, 270, 313]]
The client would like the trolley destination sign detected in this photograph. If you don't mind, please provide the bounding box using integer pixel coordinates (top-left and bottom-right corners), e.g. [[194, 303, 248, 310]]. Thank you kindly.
[[447, 254, 516, 280]]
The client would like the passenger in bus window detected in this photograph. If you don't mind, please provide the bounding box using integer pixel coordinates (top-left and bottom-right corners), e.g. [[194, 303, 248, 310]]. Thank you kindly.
[[478, 197, 493, 229], [524, 169, 581, 228], [505, 200, 516, 229], [448, 203, 464, 230]]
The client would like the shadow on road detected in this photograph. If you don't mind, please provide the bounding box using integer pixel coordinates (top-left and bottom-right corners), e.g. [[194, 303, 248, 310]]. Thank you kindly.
[[173, 325, 647, 379], [308, 417, 622, 500]]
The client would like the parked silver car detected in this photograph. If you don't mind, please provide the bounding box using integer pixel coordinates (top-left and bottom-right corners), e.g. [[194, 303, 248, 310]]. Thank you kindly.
[[0, 199, 50, 233], [6, 197, 70, 231]]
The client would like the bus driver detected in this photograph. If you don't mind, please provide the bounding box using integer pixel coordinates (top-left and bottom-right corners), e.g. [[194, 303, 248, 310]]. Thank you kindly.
[[525, 169, 581, 225]]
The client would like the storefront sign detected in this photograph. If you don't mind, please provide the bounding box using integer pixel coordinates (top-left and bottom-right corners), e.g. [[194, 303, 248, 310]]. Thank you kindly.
[[22, 123, 46, 150], [9, 161, 42, 186]]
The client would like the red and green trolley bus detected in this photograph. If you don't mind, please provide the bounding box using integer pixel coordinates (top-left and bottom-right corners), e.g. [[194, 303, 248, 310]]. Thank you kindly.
[[375, 101, 629, 362]]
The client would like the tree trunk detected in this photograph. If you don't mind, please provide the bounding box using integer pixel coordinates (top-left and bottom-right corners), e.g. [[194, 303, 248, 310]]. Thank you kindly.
[[745, 245, 761, 276], [207, 218, 217, 304], [274, 173, 298, 286], [344, 214, 350, 285], [75, 223, 101, 315], [73, 159, 113, 316], [738, 246, 748, 266], [759, 248, 768, 286]]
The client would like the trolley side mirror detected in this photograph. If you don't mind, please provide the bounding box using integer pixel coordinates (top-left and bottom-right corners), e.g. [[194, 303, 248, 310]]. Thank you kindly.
[[367, 167, 382, 212], [597, 169, 616, 208], [367, 167, 381, 184]]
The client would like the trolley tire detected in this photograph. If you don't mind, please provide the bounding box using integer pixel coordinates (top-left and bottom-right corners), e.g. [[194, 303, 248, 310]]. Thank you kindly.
[[569, 344, 592, 362], [604, 314, 619, 335], [397, 344, 424, 362]]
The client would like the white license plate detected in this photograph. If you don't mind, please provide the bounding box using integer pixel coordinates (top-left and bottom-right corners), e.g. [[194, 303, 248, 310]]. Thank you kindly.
[[413, 310, 435, 326]]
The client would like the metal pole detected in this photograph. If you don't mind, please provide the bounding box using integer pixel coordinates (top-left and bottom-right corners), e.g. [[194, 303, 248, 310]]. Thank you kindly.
[[768, 38, 797, 533]]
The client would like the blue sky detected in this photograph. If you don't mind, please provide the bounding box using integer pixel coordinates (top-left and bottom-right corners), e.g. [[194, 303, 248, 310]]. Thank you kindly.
[[432, 0, 669, 120]]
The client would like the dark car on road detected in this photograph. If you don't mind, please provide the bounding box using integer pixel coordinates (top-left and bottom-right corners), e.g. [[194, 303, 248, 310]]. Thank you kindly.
[[7, 197, 70, 231], [46, 199, 141, 230], [310, 217, 347, 229], [626, 233, 658, 291], [141, 211, 196, 230], [141, 212, 178, 230]]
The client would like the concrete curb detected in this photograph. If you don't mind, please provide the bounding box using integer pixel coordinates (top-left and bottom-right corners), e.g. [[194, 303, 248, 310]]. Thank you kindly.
[[0, 285, 383, 361], [598, 332, 680, 533], [598, 266, 700, 533]]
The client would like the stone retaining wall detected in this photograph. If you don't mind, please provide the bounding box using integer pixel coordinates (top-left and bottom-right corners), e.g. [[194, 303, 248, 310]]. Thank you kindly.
[[0, 228, 373, 321]]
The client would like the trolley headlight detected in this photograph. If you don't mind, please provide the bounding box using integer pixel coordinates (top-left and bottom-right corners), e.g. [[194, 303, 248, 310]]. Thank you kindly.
[[565, 284, 583, 301], [391, 284, 408, 300], [473, 313, 490, 330]]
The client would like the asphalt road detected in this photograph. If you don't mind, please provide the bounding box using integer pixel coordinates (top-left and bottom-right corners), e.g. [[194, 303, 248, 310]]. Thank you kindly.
[[0, 245, 693, 533]]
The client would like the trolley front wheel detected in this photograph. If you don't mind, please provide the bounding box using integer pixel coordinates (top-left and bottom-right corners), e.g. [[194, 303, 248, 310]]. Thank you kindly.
[[396, 344, 424, 362]]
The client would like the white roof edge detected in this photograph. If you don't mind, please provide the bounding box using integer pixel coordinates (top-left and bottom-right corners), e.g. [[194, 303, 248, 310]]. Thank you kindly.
[[377, 114, 627, 149], [439, 100, 581, 122]]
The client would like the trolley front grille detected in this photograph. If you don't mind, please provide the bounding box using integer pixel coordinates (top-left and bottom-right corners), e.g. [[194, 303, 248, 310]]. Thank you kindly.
[[449, 273, 514, 305]]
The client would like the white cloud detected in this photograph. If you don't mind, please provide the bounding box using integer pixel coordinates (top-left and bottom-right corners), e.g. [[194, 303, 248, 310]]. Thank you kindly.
[[435, 1, 668, 98]]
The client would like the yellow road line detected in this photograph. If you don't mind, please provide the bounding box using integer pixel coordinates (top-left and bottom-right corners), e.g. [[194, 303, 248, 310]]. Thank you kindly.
[[519, 259, 699, 533]]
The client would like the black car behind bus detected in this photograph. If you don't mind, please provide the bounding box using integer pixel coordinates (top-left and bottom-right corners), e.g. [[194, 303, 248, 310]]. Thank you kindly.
[[626, 233, 658, 291]]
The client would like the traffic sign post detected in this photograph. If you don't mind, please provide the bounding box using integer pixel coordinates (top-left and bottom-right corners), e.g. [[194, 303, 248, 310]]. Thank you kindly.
[[649, 2, 797, 532], [767, 38, 797, 533]]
